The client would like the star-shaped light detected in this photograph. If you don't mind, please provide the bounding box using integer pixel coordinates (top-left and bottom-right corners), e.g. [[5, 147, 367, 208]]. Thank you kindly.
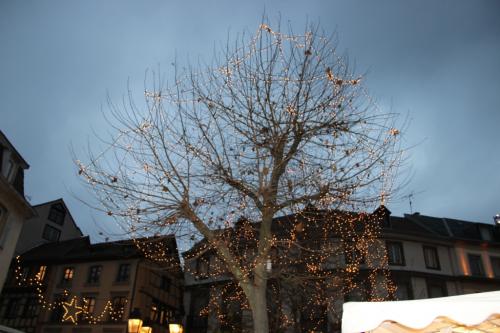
[[62, 297, 83, 324]]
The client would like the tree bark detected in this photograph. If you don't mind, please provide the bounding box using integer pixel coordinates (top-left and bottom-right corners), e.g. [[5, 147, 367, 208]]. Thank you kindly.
[[248, 277, 269, 333]]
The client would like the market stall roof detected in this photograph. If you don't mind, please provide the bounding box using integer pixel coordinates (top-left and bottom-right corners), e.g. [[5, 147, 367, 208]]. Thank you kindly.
[[342, 291, 500, 333]]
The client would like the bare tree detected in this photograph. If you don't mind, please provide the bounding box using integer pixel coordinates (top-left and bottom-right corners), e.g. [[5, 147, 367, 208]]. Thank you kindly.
[[77, 19, 403, 333]]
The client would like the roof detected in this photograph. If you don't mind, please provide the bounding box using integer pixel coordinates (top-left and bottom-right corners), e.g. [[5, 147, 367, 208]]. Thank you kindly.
[[385, 213, 500, 243], [183, 205, 381, 257], [183, 206, 500, 257], [20, 235, 179, 265]]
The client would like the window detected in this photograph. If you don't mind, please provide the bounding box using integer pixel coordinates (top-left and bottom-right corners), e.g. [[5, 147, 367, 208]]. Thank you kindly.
[[48, 203, 66, 225], [87, 265, 102, 284], [5, 298, 20, 319], [22, 298, 39, 318], [395, 281, 412, 300], [427, 280, 447, 298], [0, 204, 10, 248], [423, 246, 440, 270], [160, 276, 171, 291], [149, 299, 174, 325], [21, 267, 30, 281], [386, 241, 405, 266], [468, 254, 485, 277], [344, 242, 366, 265], [116, 264, 131, 282], [42, 224, 61, 242], [491, 257, 500, 278], [196, 257, 210, 279], [12, 167, 24, 195], [0, 204, 7, 240], [61, 267, 74, 283], [5, 159, 15, 181], [82, 296, 96, 314], [50, 295, 66, 322], [109, 296, 127, 321], [479, 226, 492, 241], [36, 265, 47, 281]]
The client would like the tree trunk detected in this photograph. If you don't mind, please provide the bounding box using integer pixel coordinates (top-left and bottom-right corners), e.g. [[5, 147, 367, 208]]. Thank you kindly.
[[249, 278, 269, 333]]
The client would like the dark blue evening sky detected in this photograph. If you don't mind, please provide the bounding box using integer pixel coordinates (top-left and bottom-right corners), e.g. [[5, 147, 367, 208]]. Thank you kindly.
[[1, 0, 500, 241]]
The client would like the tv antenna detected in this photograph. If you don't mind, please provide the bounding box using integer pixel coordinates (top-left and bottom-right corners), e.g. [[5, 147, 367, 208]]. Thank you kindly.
[[401, 192, 414, 214]]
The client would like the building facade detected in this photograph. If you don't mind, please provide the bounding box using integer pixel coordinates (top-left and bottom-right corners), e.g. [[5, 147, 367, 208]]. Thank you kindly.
[[0, 131, 35, 294], [0, 236, 184, 333], [15, 198, 83, 254], [385, 212, 500, 300], [183, 207, 500, 333], [183, 207, 391, 333]]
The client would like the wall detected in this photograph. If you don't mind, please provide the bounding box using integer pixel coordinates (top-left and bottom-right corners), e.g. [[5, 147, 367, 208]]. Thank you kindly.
[[0, 180, 33, 293], [39, 259, 140, 333], [16, 201, 83, 254]]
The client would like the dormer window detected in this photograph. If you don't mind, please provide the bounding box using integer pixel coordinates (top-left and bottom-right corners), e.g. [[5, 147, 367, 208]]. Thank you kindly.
[[4, 159, 15, 181], [12, 167, 24, 195], [42, 224, 61, 242], [48, 203, 66, 225], [479, 226, 492, 241], [196, 257, 210, 279]]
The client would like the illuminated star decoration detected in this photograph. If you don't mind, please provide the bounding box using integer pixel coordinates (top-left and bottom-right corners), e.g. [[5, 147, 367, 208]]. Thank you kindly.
[[62, 297, 83, 324]]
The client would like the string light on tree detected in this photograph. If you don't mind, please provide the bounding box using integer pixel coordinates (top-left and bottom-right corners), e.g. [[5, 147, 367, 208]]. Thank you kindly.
[[76, 17, 405, 333]]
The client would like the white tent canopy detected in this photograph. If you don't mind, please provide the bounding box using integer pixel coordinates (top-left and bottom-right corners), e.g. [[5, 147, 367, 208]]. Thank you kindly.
[[342, 291, 500, 333]]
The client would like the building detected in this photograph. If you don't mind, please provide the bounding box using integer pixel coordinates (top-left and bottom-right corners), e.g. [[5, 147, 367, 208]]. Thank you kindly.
[[0, 236, 184, 333], [0, 131, 36, 293], [15, 198, 83, 254], [183, 206, 391, 333], [385, 211, 500, 300], [183, 207, 500, 333]]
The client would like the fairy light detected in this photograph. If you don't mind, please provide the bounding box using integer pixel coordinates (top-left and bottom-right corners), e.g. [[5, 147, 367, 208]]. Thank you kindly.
[[73, 19, 404, 330], [12, 256, 129, 326], [62, 297, 83, 324], [180, 206, 397, 330]]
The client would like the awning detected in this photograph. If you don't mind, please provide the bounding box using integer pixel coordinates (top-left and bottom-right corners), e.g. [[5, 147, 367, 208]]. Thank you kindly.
[[342, 291, 500, 333]]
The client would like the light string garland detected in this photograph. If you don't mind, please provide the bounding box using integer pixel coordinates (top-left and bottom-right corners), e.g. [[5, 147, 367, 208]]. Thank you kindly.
[[183, 207, 397, 330], [13, 256, 128, 325]]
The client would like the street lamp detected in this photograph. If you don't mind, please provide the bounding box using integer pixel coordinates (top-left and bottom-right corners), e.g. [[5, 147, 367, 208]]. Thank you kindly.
[[168, 323, 183, 333], [128, 308, 143, 333]]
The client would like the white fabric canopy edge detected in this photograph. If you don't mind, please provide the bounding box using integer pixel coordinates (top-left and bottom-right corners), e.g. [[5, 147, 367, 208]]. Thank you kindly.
[[342, 290, 500, 333]]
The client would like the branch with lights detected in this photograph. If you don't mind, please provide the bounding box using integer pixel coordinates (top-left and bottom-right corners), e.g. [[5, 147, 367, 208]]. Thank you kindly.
[[75, 18, 405, 331]]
